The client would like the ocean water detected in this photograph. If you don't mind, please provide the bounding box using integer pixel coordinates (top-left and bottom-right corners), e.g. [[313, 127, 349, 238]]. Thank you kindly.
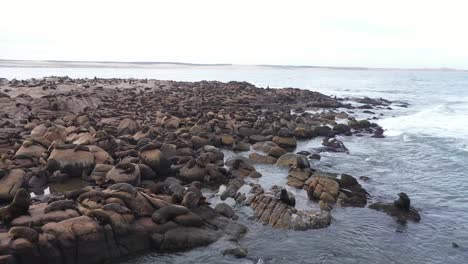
[[1, 66, 467, 263]]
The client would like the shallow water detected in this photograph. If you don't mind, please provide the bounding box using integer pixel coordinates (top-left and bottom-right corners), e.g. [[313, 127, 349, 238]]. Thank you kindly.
[[1, 66, 467, 263]]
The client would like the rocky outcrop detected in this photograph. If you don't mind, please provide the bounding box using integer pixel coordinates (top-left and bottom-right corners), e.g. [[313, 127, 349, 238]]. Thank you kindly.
[[246, 188, 331, 230]]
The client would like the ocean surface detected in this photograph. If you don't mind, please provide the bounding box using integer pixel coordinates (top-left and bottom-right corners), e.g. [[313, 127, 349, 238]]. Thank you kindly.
[[1, 66, 467, 264]]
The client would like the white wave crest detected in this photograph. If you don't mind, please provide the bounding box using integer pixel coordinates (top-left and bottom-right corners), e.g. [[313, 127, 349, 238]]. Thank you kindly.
[[378, 104, 468, 140]]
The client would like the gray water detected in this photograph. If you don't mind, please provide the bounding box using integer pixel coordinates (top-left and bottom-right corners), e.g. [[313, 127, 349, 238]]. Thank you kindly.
[[1, 66, 467, 263]]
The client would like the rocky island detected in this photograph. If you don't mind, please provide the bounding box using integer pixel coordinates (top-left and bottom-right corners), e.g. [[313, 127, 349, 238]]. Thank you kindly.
[[0, 77, 420, 264]]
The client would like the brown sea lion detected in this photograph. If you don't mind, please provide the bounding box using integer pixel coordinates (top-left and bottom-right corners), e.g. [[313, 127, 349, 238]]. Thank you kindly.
[[8, 226, 38, 243]]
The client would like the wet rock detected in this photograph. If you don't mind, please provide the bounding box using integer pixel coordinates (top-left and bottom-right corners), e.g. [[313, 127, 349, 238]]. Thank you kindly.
[[369, 202, 421, 223], [332, 124, 351, 135], [272, 136, 297, 150], [276, 153, 310, 168], [47, 146, 95, 177], [223, 245, 248, 258], [215, 203, 236, 219], [307, 176, 339, 203], [249, 190, 331, 230], [348, 119, 371, 130], [249, 152, 277, 164], [267, 146, 287, 158]]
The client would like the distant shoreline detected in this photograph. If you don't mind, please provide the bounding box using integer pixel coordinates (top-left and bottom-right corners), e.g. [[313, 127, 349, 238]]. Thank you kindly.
[[0, 59, 466, 72]]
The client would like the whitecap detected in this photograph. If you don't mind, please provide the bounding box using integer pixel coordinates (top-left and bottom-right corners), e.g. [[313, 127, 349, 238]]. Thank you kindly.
[[378, 103, 468, 140]]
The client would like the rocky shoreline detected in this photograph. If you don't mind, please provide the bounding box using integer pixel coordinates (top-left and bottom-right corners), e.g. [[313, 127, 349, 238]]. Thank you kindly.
[[0, 77, 420, 264]]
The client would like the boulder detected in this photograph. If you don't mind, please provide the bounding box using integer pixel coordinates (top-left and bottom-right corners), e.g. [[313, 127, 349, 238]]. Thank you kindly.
[[307, 176, 339, 203], [272, 136, 297, 149], [249, 152, 277, 164], [105, 163, 141, 186], [47, 147, 95, 177], [276, 153, 310, 168], [118, 118, 139, 135], [0, 169, 27, 201]]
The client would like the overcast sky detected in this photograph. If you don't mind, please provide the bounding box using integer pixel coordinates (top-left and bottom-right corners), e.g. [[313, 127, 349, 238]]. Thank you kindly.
[[1, 0, 468, 69]]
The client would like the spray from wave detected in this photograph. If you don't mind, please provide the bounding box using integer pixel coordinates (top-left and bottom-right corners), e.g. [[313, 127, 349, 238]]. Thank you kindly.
[[378, 103, 468, 144]]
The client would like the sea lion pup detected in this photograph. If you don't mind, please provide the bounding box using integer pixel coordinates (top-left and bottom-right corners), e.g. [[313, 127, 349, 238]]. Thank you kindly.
[[279, 189, 296, 207], [44, 199, 75, 213], [151, 205, 190, 224], [0, 189, 31, 223], [8, 226, 39, 243], [394, 192, 411, 211], [115, 163, 136, 174]]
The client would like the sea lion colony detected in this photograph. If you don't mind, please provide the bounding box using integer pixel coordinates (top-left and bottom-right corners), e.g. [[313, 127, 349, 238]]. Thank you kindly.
[[0, 77, 419, 264]]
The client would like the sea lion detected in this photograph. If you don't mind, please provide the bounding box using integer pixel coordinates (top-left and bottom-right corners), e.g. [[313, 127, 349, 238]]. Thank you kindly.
[[85, 209, 111, 225], [181, 191, 200, 208], [44, 199, 75, 213], [74, 145, 90, 152], [64, 186, 93, 200], [102, 203, 132, 214], [54, 144, 77, 150], [115, 163, 135, 174], [280, 189, 296, 207], [394, 192, 410, 211], [108, 183, 137, 196], [8, 226, 39, 243], [138, 143, 160, 152], [173, 212, 204, 227], [151, 205, 190, 224], [0, 189, 31, 223], [77, 190, 109, 203]]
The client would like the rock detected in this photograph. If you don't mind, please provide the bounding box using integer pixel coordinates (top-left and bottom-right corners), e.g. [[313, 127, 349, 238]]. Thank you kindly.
[[15, 142, 47, 159], [369, 202, 421, 223], [178, 164, 206, 182], [215, 203, 235, 219], [118, 118, 139, 135], [272, 136, 297, 149], [314, 126, 333, 137], [332, 124, 351, 135], [232, 141, 250, 151], [267, 146, 287, 158], [221, 178, 244, 200], [276, 153, 309, 168], [249, 152, 277, 164], [0, 169, 27, 201], [337, 174, 368, 207], [307, 176, 339, 203], [348, 119, 371, 129], [249, 192, 331, 230], [223, 246, 248, 258], [221, 134, 235, 146], [252, 141, 278, 153], [105, 163, 141, 186], [321, 137, 349, 153], [139, 147, 171, 177], [47, 147, 95, 177]]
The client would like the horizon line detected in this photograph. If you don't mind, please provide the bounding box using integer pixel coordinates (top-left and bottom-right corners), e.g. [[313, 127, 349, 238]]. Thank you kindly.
[[0, 59, 467, 72]]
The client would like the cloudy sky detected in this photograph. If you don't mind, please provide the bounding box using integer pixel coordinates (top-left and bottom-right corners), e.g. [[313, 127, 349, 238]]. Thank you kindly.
[[1, 0, 468, 69]]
